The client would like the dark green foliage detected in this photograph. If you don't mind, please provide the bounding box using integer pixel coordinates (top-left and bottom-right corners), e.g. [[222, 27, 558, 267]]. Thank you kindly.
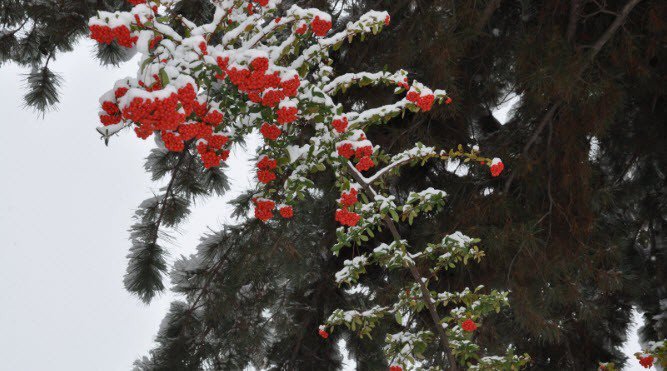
[[95, 41, 137, 66], [135, 188, 352, 369], [327, 0, 666, 368], [124, 144, 230, 303], [1, 0, 127, 111], [23, 66, 61, 112]]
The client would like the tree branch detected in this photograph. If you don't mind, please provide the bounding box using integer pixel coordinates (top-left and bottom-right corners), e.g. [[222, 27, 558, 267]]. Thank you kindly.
[[566, 0, 581, 42], [345, 161, 459, 371], [586, 0, 642, 63], [503, 0, 643, 193], [474, 0, 502, 33]]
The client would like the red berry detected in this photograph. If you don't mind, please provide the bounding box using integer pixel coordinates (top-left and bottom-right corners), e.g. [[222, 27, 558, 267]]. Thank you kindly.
[[355, 156, 374, 172], [340, 188, 358, 207], [355, 145, 373, 159], [253, 199, 275, 222], [257, 156, 277, 170], [337, 143, 354, 159], [279, 206, 293, 218], [260, 123, 282, 141], [203, 110, 223, 125], [295, 23, 308, 35], [461, 319, 477, 332], [311, 16, 332, 36], [276, 106, 298, 124], [257, 170, 276, 184], [639, 356, 654, 368], [335, 208, 361, 227], [490, 160, 504, 177], [417, 94, 435, 111], [331, 116, 348, 133]]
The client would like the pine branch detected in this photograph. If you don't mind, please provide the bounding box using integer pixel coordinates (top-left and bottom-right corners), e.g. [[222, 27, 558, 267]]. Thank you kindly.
[[23, 63, 62, 113], [124, 147, 191, 303]]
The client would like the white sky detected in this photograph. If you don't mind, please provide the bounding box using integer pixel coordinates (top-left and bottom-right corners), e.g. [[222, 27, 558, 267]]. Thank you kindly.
[[0, 41, 645, 370]]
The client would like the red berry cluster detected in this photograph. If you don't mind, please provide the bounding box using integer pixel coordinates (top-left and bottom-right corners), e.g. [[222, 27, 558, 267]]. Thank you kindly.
[[311, 16, 332, 36], [335, 208, 361, 227], [355, 156, 375, 172], [260, 123, 282, 141], [253, 198, 275, 222], [397, 77, 409, 90], [295, 23, 308, 35], [89, 25, 137, 48], [638, 355, 654, 368], [406, 89, 435, 111], [253, 0, 269, 6], [127, 0, 145, 5], [331, 116, 348, 133], [224, 56, 300, 108], [278, 205, 293, 218], [196, 134, 230, 168], [124, 94, 185, 134], [318, 328, 329, 339], [490, 160, 504, 177], [198, 41, 208, 55], [339, 188, 358, 207], [389, 366, 402, 371], [335, 188, 361, 224], [99, 81, 233, 168], [336, 140, 375, 172], [277, 105, 298, 124], [461, 319, 478, 332], [257, 156, 278, 184], [336, 188, 361, 223], [99, 87, 130, 125]]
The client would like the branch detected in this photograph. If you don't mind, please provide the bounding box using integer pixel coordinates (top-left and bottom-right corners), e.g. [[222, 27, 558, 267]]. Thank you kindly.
[[345, 161, 460, 371], [504, 0, 643, 193], [503, 103, 559, 193], [566, 0, 581, 42], [586, 0, 642, 64], [474, 0, 502, 33], [152, 147, 191, 237]]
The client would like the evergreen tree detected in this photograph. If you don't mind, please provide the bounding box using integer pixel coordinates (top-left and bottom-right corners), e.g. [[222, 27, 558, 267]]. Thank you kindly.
[[330, 0, 666, 368], [62, 0, 666, 369]]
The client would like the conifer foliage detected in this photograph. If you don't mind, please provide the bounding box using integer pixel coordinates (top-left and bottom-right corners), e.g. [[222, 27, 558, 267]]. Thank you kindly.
[[0, 0, 130, 111], [89, 0, 529, 368]]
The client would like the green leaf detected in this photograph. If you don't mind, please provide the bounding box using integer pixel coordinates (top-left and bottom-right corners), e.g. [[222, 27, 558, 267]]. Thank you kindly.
[[158, 68, 170, 86]]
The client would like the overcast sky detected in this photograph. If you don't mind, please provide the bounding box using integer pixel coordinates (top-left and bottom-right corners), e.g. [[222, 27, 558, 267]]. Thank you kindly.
[[0, 40, 644, 370]]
